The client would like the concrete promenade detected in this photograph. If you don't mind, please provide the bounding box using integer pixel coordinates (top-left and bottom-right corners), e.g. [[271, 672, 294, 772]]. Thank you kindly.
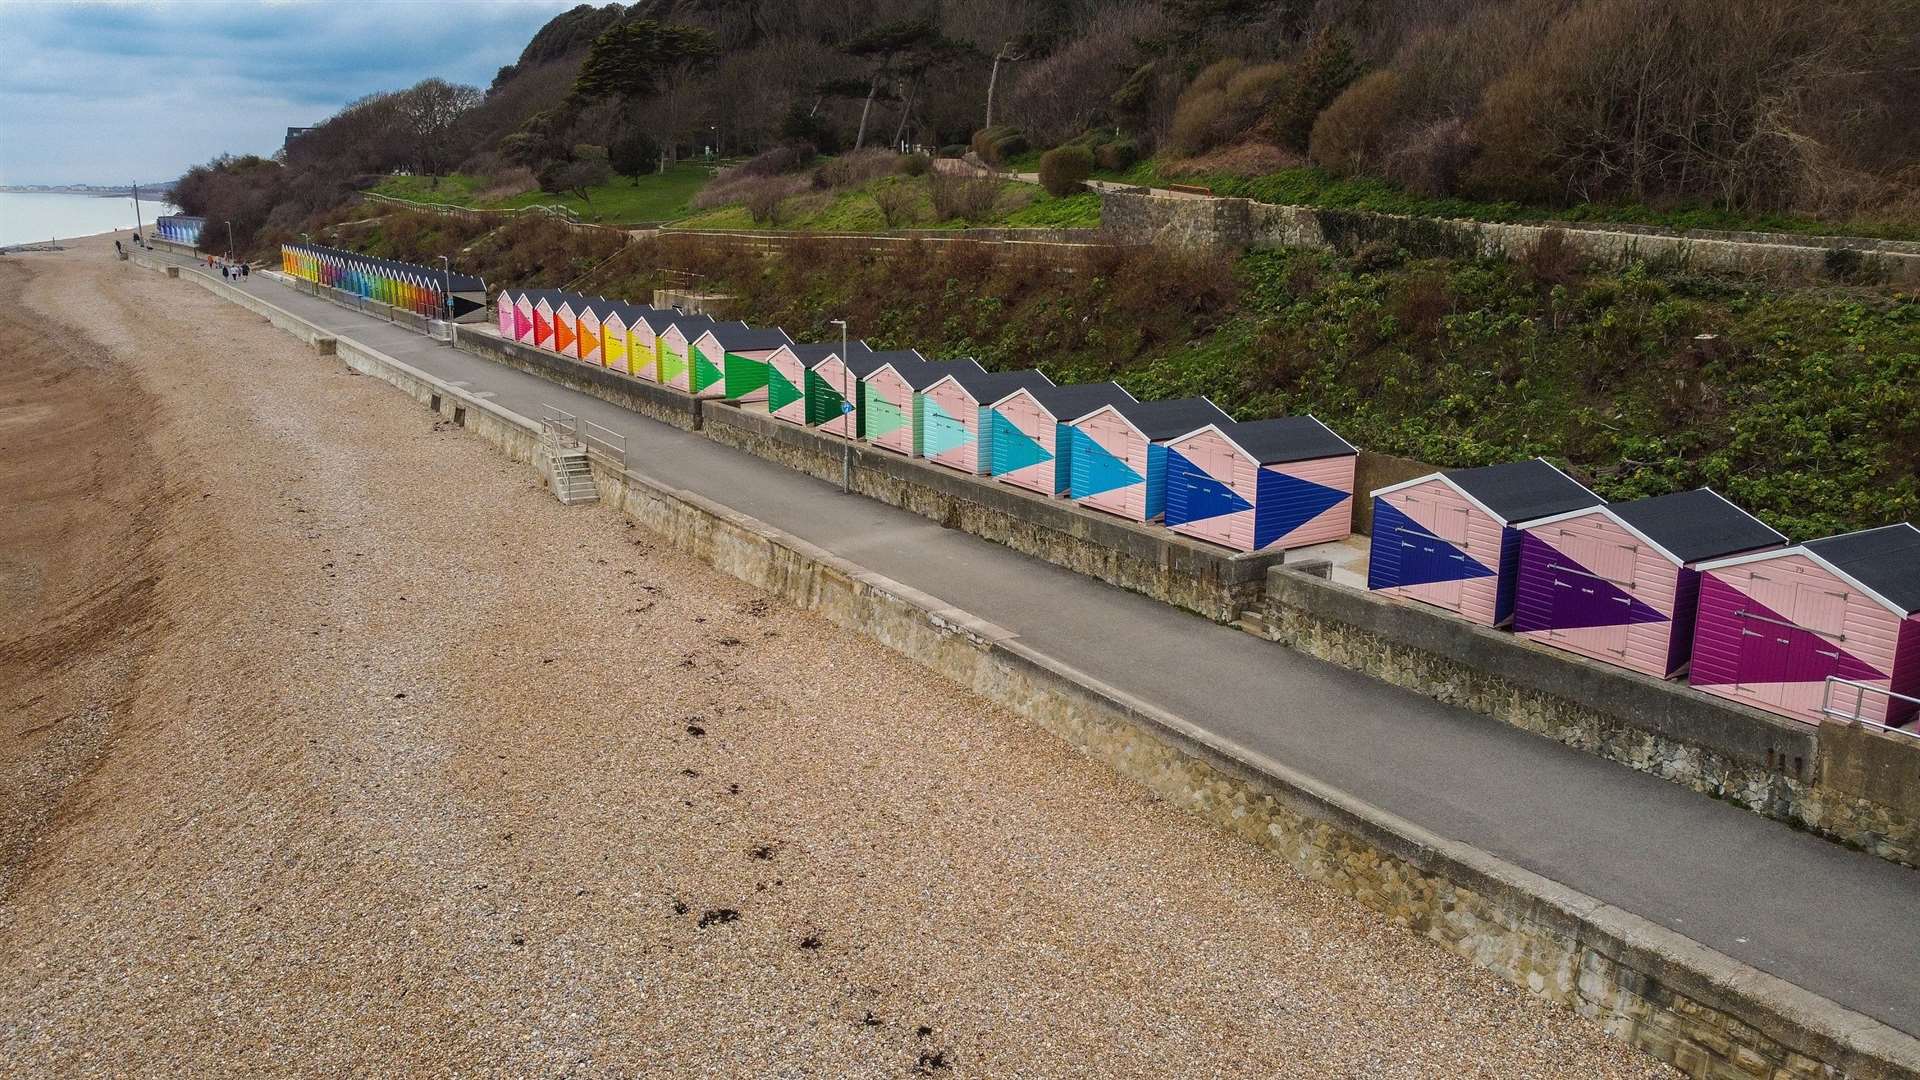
[[209, 265, 1917, 1035]]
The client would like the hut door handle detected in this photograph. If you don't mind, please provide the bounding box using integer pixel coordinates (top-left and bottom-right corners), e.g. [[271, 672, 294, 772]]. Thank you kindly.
[[1815, 649, 1839, 659]]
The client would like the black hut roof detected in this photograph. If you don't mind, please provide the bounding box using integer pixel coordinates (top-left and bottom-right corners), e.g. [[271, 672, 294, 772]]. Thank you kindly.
[[1608, 489, 1785, 565], [1211, 416, 1355, 465], [1804, 523, 1920, 615], [1108, 397, 1233, 441], [1015, 382, 1135, 417], [1447, 459, 1600, 525]]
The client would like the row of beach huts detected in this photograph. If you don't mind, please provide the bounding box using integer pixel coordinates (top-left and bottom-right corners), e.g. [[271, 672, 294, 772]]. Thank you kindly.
[[273, 255, 1911, 733], [281, 242, 489, 319]]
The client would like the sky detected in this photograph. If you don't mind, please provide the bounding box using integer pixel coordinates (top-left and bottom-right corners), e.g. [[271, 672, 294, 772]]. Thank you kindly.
[[0, 0, 581, 186]]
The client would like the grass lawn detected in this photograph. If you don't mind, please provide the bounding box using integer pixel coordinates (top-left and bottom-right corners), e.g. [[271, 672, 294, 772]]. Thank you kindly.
[[671, 173, 1101, 231], [370, 163, 715, 226]]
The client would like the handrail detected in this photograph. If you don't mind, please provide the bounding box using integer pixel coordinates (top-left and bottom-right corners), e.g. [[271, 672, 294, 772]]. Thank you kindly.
[[1820, 677, 1920, 739], [578, 417, 627, 468]]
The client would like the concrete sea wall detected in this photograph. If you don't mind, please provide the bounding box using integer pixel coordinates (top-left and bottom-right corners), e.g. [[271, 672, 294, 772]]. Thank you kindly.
[[145, 259, 1920, 1079], [1247, 567, 1920, 868]]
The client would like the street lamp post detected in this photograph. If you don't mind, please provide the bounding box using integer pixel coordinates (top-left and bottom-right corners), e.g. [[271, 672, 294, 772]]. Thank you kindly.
[[131, 182, 144, 243], [831, 318, 851, 494], [223, 220, 234, 264], [438, 255, 453, 326]]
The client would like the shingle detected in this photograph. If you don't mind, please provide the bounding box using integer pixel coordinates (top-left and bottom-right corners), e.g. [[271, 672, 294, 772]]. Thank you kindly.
[[903, 359, 987, 390], [1805, 523, 1920, 615], [1014, 382, 1136, 417], [1448, 459, 1600, 524], [1109, 397, 1233, 440], [1215, 417, 1355, 465], [1608, 489, 1785, 565], [940, 367, 1053, 401]]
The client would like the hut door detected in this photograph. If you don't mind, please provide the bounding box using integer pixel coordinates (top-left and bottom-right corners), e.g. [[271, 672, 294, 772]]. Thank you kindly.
[[1789, 583, 1851, 685], [1430, 504, 1472, 609], [1555, 535, 1636, 657], [1735, 572, 1796, 705]]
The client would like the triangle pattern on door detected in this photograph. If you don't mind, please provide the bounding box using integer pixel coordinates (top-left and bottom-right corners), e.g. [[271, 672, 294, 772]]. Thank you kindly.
[[514, 309, 531, 339], [1516, 532, 1668, 630], [554, 318, 575, 354], [1254, 469, 1351, 549], [1068, 428, 1142, 499], [987, 410, 1051, 474], [534, 311, 551, 344], [865, 390, 908, 440], [921, 398, 973, 458], [1686, 575, 1885, 685], [1368, 500, 1495, 589], [660, 347, 686, 385], [766, 368, 804, 413], [1165, 448, 1252, 525], [579, 323, 600, 357], [693, 350, 725, 393]]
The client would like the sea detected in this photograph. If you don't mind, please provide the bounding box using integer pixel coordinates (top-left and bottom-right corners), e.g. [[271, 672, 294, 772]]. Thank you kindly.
[[0, 191, 181, 247]]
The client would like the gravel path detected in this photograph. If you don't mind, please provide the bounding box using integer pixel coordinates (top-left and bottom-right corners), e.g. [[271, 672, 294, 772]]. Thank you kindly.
[[0, 237, 1671, 1078]]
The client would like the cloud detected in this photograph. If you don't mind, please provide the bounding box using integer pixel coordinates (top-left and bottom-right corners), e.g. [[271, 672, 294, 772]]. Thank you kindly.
[[0, 0, 580, 185]]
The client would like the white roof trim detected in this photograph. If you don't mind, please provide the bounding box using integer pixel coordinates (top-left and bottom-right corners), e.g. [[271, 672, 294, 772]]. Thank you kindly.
[[921, 372, 966, 396], [985, 384, 1045, 411], [1166, 416, 1359, 464], [1304, 413, 1360, 455], [1062, 401, 1146, 441], [1520, 504, 1685, 567], [1695, 542, 1908, 618], [1369, 457, 1596, 527]]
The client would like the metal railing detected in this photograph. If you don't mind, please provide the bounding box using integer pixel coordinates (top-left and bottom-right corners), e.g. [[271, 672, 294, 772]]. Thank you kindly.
[[537, 405, 626, 469], [1820, 677, 1920, 739], [579, 417, 627, 468]]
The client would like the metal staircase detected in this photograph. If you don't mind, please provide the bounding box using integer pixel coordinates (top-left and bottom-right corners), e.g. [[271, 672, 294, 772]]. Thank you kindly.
[[539, 405, 599, 505]]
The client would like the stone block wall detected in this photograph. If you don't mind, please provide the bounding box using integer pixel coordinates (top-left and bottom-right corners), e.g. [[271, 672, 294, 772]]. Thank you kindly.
[[1102, 193, 1920, 286], [451, 329, 704, 431]]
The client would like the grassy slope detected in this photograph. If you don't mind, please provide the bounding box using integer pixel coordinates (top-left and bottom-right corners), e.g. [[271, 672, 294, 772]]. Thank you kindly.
[[1127, 161, 1920, 241], [672, 174, 1102, 231], [371, 163, 713, 225]]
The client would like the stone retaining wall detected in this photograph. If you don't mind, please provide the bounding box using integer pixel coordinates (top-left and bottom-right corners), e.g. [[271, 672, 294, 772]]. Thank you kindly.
[[1102, 193, 1920, 285], [452, 328, 704, 431], [1247, 566, 1920, 867]]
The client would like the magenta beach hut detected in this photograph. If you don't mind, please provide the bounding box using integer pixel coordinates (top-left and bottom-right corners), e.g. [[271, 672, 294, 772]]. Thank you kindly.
[[1367, 459, 1601, 627], [1689, 523, 1920, 728], [1163, 416, 1357, 552], [1514, 489, 1786, 679], [496, 291, 513, 337], [1066, 397, 1232, 523], [988, 382, 1136, 497], [862, 358, 983, 457], [513, 291, 535, 343], [916, 368, 1054, 475]]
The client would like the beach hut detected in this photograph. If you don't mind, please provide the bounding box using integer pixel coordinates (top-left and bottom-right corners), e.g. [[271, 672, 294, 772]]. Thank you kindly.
[[575, 300, 604, 365], [1065, 397, 1233, 523], [552, 297, 579, 358], [1367, 458, 1601, 627], [512, 290, 536, 343], [1163, 416, 1358, 553], [862, 359, 985, 457], [987, 382, 1137, 497], [656, 312, 717, 392], [600, 303, 631, 374], [533, 295, 556, 351], [689, 323, 793, 400], [1513, 489, 1787, 678], [763, 343, 844, 424], [496, 292, 514, 337], [917, 368, 1055, 475], [811, 346, 913, 438], [1688, 522, 1920, 727]]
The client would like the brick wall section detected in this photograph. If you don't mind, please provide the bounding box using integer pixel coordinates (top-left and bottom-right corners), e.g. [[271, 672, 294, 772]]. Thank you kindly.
[[1102, 193, 1920, 286]]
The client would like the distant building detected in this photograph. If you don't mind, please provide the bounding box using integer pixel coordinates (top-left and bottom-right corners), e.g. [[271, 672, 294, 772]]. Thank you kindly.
[[284, 126, 316, 150]]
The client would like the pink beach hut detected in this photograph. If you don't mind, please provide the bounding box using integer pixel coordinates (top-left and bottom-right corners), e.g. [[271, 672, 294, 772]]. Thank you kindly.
[[1367, 459, 1601, 627], [916, 367, 1054, 475], [765, 343, 850, 424], [1514, 489, 1786, 679], [861, 358, 983, 456], [1163, 416, 1357, 552], [988, 383, 1136, 497], [656, 312, 717, 392], [815, 348, 916, 439], [496, 291, 513, 337], [1065, 398, 1232, 523], [1689, 523, 1920, 727]]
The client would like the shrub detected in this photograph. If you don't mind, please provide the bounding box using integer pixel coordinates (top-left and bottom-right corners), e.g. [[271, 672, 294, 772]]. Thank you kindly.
[[897, 153, 932, 177], [928, 170, 1002, 221], [969, 126, 1028, 165], [1038, 146, 1095, 196], [869, 180, 920, 227], [1381, 116, 1475, 197], [1272, 28, 1358, 151], [1308, 69, 1402, 175], [744, 181, 787, 225], [739, 143, 816, 177], [816, 148, 897, 189], [938, 144, 967, 158], [1168, 59, 1290, 156], [1094, 139, 1139, 172]]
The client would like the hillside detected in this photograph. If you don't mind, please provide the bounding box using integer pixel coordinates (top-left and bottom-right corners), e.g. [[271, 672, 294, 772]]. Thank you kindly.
[[341, 205, 1917, 541]]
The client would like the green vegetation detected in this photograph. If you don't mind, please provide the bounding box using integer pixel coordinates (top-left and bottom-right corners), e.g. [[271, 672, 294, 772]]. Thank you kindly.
[[584, 225, 1914, 540], [1135, 163, 1920, 242], [371, 163, 713, 225], [673, 171, 1099, 231]]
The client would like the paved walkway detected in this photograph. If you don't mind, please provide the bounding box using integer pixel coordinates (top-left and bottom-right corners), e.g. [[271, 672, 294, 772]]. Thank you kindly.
[[198, 265, 1918, 1034]]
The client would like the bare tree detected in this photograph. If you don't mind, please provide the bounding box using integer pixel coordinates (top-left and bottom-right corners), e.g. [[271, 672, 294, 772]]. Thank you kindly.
[[393, 78, 482, 176]]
